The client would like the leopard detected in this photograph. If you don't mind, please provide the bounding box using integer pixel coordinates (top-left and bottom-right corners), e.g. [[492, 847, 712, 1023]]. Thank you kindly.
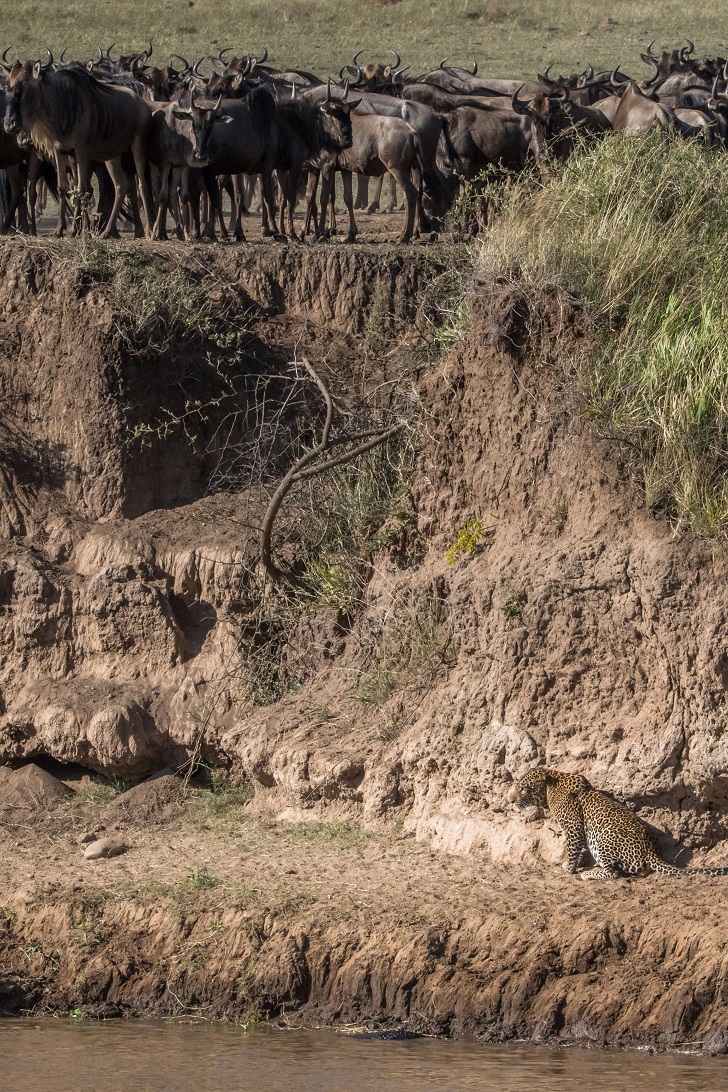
[[508, 767, 728, 880]]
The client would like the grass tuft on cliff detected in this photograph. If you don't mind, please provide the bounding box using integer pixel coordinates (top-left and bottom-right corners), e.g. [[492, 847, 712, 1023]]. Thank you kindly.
[[484, 131, 728, 536]]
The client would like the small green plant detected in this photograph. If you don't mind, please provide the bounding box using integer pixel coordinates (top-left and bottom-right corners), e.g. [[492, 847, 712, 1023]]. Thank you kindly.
[[445, 516, 485, 564], [502, 586, 526, 620], [67, 1008, 86, 1021], [76, 922, 99, 945], [186, 773, 254, 828], [550, 497, 569, 533], [184, 867, 220, 890]]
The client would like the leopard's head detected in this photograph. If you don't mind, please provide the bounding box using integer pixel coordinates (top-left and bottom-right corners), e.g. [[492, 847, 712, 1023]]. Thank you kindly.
[[508, 768, 590, 811]]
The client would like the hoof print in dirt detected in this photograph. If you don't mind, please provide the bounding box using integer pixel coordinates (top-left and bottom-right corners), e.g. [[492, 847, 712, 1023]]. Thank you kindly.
[[83, 837, 128, 860]]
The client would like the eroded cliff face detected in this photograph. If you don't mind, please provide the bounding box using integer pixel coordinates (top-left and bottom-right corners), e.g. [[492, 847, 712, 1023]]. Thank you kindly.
[[0, 241, 727, 873]]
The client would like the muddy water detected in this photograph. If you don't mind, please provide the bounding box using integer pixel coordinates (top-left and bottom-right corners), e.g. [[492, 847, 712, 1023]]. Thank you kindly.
[[1, 1022, 726, 1092]]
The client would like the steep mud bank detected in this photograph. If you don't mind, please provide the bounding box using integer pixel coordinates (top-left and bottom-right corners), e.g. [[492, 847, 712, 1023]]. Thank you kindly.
[[1, 241, 728, 1046]]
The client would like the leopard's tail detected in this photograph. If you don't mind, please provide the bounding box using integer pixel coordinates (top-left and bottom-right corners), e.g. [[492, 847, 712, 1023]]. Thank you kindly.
[[648, 852, 728, 877]]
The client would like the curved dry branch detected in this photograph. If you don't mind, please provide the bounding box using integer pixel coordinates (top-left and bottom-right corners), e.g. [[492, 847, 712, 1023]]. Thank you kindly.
[[260, 358, 403, 588]]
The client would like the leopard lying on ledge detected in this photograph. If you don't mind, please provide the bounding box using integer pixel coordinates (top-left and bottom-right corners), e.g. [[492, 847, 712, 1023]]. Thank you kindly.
[[508, 767, 728, 879]]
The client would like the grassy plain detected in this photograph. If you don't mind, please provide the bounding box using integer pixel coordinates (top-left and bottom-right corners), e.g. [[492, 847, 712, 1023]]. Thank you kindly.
[[3, 0, 728, 81]]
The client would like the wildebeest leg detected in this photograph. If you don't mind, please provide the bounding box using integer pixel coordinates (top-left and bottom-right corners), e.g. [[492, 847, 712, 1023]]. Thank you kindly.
[[71, 150, 95, 236], [201, 168, 218, 240], [215, 186, 229, 241], [386, 175, 398, 214], [99, 156, 128, 238], [129, 135, 155, 238], [0, 165, 27, 235], [367, 175, 384, 214], [229, 180, 246, 242], [341, 170, 357, 243], [389, 167, 416, 243], [303, 170, 319, 237], [316, 168, 336, 239], [233, 174, 249, 229], [354, 174, 369, 210], [27, 155, 45, 236], [127, 181, 145, 239], [151, 163, 171, 241], [260, 164, 277, 239]]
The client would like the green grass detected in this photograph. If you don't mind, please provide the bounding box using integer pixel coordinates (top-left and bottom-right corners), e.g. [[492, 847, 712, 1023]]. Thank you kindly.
[[483, 131, 728, 535], [185, 774, 254, 829], [4, 1, 727, 83]]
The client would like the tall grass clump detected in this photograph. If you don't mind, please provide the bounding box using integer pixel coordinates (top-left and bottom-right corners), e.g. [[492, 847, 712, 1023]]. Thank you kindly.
[[484, 131, 728, 535]]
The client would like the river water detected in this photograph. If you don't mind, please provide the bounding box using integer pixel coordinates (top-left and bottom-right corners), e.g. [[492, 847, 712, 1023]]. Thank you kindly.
[[0, 1021, 725, 1091]]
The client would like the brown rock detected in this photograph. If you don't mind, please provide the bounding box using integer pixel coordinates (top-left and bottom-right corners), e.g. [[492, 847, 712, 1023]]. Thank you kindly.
[[83, 837, 127, 860]]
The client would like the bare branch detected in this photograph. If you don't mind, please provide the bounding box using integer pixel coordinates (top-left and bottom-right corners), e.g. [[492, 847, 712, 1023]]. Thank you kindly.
[[260, 357, 403, 589]]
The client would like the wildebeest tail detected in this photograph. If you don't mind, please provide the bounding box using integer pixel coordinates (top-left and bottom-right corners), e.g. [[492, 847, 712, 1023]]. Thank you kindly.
[[440, 116, 465, 176]]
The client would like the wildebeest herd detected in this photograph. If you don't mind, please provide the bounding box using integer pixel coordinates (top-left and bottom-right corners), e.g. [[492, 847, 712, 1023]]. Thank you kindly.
[[0, 39, 726, 242]]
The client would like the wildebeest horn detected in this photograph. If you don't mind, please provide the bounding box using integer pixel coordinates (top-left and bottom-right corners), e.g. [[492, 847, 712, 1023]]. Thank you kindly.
[[256, 48, 268, 64], [343, 78, 350, 99], [683, 38, 695, 57], [212, 93, 223, 113], [641, 57, 659, 85], [327, 77, 332, 101], [105, 44, 114, 59], [610, 65, 623, 85], [552, 84, 569, 101], [352, 50, 364, 66], [542, 63, 554, 79], [724, 59, 728, 82], [146, 40, 153, 59], [0, 47, 14, 71], [59, 48, 68, 64], [192, 57, 205, 77], [645, 39, 657, 59], [291, 81, 296, 101], [511, 86, 531, 115], [389, 50, 401, 69], [471, 60, 478, 75], [97, 47, 103, 62], [339, 65, 348, 80], [584, 63, 594, 80], [439, 58, 448, 69], [217, 48, 231, 63], [41, 48, 53, 70], [171, 54, 189, 71]]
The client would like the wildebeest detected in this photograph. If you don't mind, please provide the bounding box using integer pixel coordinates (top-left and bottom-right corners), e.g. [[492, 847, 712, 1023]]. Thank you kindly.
[[4, 55, 155, 236], [274, 85, 361, 239], [147, 92, 229, 239], [317, 112, 425, 243], [201, 85, 279, 240]]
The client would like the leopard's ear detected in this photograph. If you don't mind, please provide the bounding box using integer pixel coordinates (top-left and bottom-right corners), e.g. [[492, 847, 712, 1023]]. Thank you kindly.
[[543, 769, 559, 786]]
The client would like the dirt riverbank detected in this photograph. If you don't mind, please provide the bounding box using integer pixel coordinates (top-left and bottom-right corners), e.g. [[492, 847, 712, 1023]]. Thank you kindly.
[[0, 239, 727, 1052]]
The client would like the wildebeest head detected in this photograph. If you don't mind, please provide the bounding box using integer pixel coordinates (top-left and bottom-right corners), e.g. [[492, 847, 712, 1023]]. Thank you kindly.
[[173, 91, 232, 162], [3, 54, 52, 134], [511, 85, 568, 138], [317, 81, 361, 151]]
